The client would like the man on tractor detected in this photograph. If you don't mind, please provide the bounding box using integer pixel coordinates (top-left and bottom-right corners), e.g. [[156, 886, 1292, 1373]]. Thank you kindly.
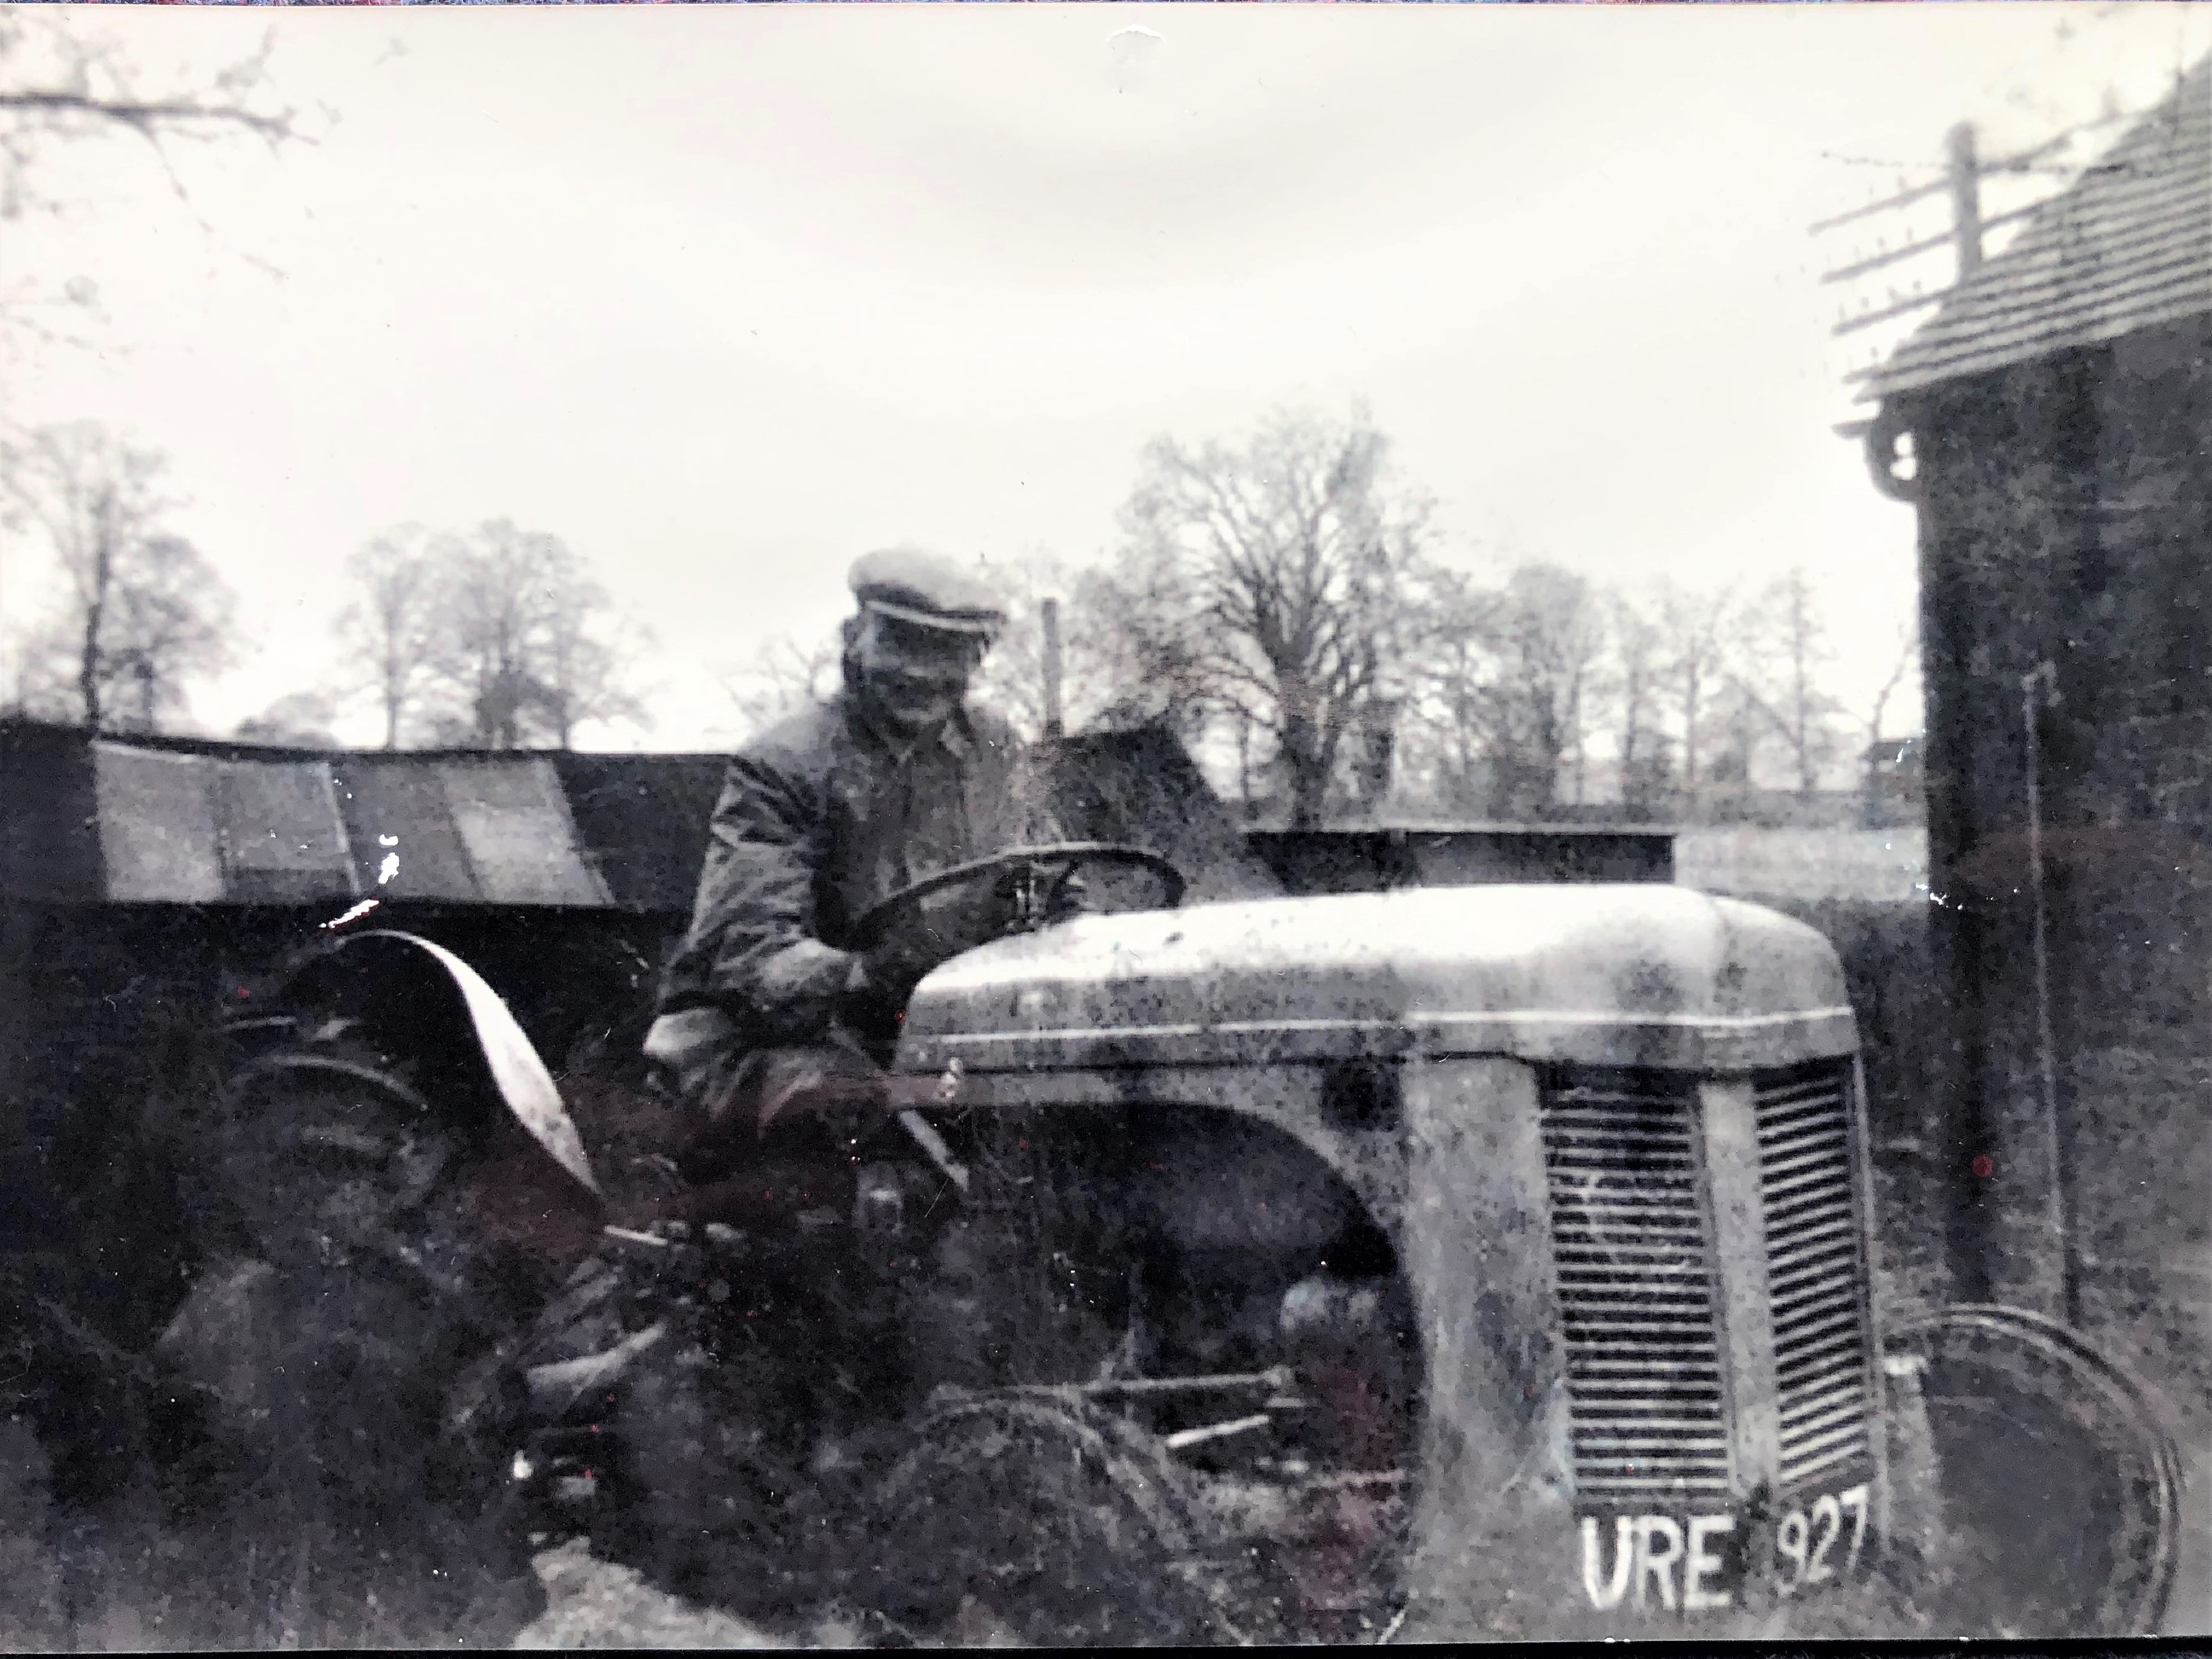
[[642, 546, 1030, 1185]]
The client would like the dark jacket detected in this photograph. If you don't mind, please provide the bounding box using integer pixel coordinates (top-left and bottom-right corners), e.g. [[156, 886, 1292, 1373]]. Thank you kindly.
[[658, 693, 1028, 1042]]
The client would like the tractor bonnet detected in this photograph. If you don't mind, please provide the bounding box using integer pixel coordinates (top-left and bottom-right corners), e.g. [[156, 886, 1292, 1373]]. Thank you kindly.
[[897, 884, 1854, 1076]]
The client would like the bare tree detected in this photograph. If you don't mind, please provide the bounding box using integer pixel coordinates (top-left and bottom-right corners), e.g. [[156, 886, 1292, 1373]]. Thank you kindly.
[[1508, 564, 1607, 810], [1061, 551, 1221, 745], [0, 619, 74, 720], [1103, 406, 1431, 829], [422, 520, 650, 750], [1863, 619, 1922, 771], [430, 524, 545, 748], [1, 8, 316, 355], [1734, 566, 1846, 795], [962, 547, 1200, 744], [1393, 561, 1610, 820], [1608, 586, 1675, 816], [1702, 676, 1766, 812], [235, 689, 337, 748], [537, 586, 652, 751], [721, 632, 842, 739], [1654, 578, 1734, 813], [334, 525, 440, 748], [1398, 564, 1501, 815], [97, 533, 236, 731], [967, 550, 1075, 740], [0, 421, 234, 731], [1, 422, 162, 726], [1451, 564, 1606, 817]]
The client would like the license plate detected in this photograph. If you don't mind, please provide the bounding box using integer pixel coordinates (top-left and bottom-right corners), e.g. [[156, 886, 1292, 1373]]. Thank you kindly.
[[1773, 1480, 1873, 1597], [1577, 1480, 1873, 1613]]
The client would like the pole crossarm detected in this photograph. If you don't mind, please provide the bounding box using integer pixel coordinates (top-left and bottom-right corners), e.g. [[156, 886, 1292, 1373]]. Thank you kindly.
[[1833, 290, 1945, 337]]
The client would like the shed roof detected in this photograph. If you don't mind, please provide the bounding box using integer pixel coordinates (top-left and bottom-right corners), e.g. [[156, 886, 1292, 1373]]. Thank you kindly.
[[1864, 55, 2210, 401], [0, 720, 722, 910]]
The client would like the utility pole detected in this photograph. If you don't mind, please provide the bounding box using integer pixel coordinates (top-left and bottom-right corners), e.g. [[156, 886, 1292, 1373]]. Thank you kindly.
[[2021, 661, 2077, 1325], [1040, 597, 1064, 741], [1945, 121, 1984, 282]]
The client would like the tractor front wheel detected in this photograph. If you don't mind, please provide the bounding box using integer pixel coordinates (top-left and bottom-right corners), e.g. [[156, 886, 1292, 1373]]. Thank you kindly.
[[1890, 1304, 2181, 1637], [861, 1392, 1244, 1646]]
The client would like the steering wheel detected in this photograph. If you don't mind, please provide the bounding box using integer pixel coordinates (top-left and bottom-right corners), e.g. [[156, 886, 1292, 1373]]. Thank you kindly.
[[848, 842, 1185, 954]]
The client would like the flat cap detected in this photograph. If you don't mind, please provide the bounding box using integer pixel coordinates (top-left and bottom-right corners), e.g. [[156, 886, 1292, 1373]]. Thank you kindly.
[[848, 546, 1005, 638]]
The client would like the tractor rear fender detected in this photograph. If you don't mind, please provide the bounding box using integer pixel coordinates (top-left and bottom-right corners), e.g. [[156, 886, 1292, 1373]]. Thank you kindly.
[[259, 928, 601, 1200]]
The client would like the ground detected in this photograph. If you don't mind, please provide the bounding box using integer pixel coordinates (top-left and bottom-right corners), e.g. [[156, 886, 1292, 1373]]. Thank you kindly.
[[1675, 825, 1931, 904], [513, 1541, 794, 1649]]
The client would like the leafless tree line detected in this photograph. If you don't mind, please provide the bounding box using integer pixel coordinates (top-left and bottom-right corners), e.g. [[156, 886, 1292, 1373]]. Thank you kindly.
[[732, 406, 1921, 828], [0, 420, 652, 751], [4, 401, 1911, 799], [1404, 561, 1906, 822], [1, 16, 647, 752]]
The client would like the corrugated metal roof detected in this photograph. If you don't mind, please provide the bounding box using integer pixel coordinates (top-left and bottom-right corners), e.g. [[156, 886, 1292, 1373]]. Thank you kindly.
[[210, 759, 357, 905], [2, 723, 698, 909], [1865, 56, 2210, 401], [551, 753, 727, 913], [437, 760, 611, 907], [330, 757, 613, 905], [92, 745, 228, 904], [331, 759, 486, 902]]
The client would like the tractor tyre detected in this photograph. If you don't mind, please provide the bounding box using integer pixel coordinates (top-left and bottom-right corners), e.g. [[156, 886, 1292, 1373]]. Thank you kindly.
[[861, 1392, 1246, 1646], [1892, 1304, 2181, 1637], [0, 1253, 168, 1638], [156, 1032, 552, 1645]]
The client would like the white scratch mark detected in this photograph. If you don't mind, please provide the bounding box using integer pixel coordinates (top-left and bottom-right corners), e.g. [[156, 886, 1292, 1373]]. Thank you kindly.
[[377, 851, 400, 885], [322, 898, 380, 931]]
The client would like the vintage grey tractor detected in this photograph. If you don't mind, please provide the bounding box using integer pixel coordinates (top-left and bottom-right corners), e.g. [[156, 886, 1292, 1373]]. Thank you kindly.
[[155, 842, 2182, 1645]]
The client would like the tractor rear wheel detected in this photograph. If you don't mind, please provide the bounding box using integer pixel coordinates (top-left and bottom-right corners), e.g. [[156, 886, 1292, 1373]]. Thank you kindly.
[[157, 1030, 549, 1644]]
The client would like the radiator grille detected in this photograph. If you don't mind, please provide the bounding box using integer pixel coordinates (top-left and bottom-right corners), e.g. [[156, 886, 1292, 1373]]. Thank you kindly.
[[1542, 1072, 1731, 1502], [1756, 1062, 1874, 1494]]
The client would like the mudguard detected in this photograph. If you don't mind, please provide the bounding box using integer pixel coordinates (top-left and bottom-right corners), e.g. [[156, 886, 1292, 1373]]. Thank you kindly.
[[268, 928, 601, 1200]]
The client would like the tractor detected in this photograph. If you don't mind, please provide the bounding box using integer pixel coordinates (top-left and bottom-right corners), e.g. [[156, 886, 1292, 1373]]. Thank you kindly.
[[149, 833, 2182, 1645]]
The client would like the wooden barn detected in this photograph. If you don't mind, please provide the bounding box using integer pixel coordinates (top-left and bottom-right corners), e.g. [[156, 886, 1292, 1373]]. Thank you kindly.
[[1854, 57, 2210, 1321]]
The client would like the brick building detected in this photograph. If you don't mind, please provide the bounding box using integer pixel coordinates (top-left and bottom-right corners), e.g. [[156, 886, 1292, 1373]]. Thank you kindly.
[[1855, 57, 2209, 1314]]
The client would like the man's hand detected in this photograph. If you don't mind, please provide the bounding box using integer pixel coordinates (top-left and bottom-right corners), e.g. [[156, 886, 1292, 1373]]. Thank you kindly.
[[845, 936, 938, 1018], [925, 862, 1030, 946], [1045, 866, 1094, 922], [643, 1008, 741, 1102]]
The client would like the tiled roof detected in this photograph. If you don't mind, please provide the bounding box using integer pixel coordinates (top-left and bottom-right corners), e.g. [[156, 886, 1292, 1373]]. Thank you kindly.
[[1864, 55, 2210, 401]]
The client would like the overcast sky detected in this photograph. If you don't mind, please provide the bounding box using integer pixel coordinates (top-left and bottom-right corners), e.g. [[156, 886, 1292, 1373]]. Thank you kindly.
[[7, 1, 2207, 751]]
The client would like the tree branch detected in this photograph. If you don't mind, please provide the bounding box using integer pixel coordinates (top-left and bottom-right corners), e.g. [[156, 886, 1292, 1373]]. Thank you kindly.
[[0, 89, 299, 144]]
